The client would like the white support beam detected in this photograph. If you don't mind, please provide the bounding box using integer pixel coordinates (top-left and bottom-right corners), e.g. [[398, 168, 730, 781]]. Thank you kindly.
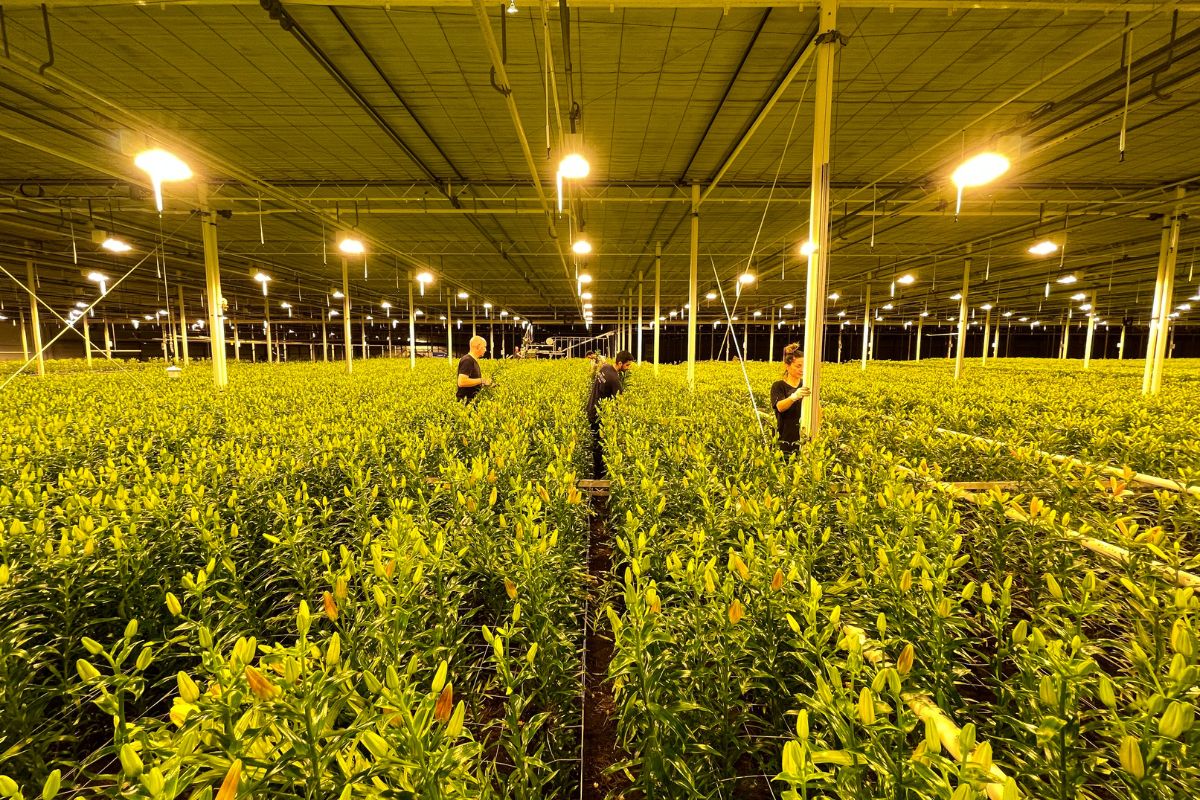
[[688, 183, 700, 388], [342, 258, 354, 374], [954, 245, 970, 381], [198, 185, 228, 387]]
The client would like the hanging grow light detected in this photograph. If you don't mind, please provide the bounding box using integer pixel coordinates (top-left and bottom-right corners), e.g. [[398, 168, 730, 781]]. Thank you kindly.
[[134, 149, 192, 213], [1028, 240, 1058, 256], [951, 152, 1009, 215]]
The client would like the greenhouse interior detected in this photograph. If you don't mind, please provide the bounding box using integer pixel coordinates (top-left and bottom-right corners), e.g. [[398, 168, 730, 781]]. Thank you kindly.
[[2, 0, 1200, 798]]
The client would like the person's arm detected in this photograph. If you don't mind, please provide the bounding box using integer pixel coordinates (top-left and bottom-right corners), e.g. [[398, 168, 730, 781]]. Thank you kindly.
[[774, 384, 811, 413], [457, 362, 492, 388]]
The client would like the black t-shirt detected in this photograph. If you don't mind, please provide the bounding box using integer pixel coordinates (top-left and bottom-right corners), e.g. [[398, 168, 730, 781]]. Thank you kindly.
[[586, 364, 623, 422], [770, 380, 802, 446], [457, 354, 482, 402]]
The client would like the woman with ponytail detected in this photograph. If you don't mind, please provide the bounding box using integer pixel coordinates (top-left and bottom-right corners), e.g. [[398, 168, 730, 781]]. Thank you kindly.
[[770, 343, 810, 455]]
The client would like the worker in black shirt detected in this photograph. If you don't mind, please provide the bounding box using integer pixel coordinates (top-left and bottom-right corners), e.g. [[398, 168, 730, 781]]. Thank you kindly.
[[769, 343, 811, 456], [586, 350, 634, 478], [456, 336, 492, 402]]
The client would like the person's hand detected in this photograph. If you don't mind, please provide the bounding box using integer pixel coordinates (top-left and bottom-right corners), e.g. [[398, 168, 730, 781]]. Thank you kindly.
[[483, 378, 493, 387], [791, 387, 811, 401]]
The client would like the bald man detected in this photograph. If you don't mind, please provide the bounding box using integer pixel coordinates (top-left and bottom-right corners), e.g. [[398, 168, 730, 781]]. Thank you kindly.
[[456, 335, 492, 402]]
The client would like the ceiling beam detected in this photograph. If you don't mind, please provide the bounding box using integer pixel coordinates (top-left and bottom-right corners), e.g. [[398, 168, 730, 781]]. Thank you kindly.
[[2, 1, 1200, 11]]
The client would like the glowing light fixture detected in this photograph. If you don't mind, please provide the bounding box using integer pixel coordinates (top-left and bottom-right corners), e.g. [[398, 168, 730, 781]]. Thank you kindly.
[[1080, 303, 1092, 312], [499, 310, 508, 318], [828, 292, 840, 302], [920, 311, 930, 317], [980, 303, 993, 311], [950, 292, 962, 301], [705, 291, 717, 301], [881, 303, 894, 311], [1176, 303, 1191, 312], [896, 274, 916, 285], [951, 152, 1009, 215], [1002, 311, 1013, 317], [87, 271, 110, 296], [134, 149, 192, 213], [783, 303, 794, 310], [1028, 240, 1058, 256], [578, 273, 593, 285], [572, 239, 592, 255], [1056, 274, 1078, 285], [1019, 316, 1029, 322], [556, 153, 590, 213], [457, 291, 469, 299], [581, 291, 593, 300], [583, 303, 593, 310], [329, 310, 339, 318], [753, 310, 762, 318], [506, 0, 518, 14], [837, 310, 846, 317], [338, 237, 365, 255], [738, 272, 756, 285], [1071, 292, 1087, 301], [799, 241, 816, 257], [332, 290, 345, 299], [102, 237, 132, 253], [416, 271, 433, 296], [253, 271, 272, 296]]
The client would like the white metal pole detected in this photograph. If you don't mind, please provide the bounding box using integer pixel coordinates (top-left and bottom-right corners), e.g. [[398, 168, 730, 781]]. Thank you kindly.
[[342, 258, 353, 374], [25, 259, 45, 376], [407, 271, 416, 370], [1143, 213, 1172, 392], [446, 296, 453, 361], [653, 242, 661, 373], [860, 281, 871, 371], [103, 317, 112, 359], [981, 308, 991, 366], [768, 307, 776, 362], [954, 245, 971, 380], [322, 315, 328, 362], [19, 310, 29, 363], [915, 315, 924, 361], [1083, 292, 1097, 369], [233, 320, 241, 362], [178, 285, 189, 366], [688, 183, 700, 387], [264, 297, 273, 364], [1150, 188, 1184, 394], [637, 270, 644, 363], [198, 184, 227, 387], [1118, 323, 1126, 360], [360, 318, 367, 360]]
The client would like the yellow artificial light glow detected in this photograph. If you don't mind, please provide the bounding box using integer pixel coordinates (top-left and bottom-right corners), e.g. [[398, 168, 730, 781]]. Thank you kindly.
[[102, 237, 132, 253], [572, 239, 593, 255], [980, 303, 993, 311], [799, 241, 816, 257], [332, 290, 344, 299], [1028, 240, 1058, 256], [752, 310, 762, 317], [1071, 292, 1087, 301], [457, 291, 469, 299], [881, 303, 894, 311], [581, 291, 593, 300], [896, 274, 916, 285], [134, 149, 192, 212], [1003, 311, 1013, 317], [705, 291, 717, 300], [583, 303, 593, 310], [1080, 303, 1093, 311], [559, 153, 590, 180], [86, 271, 108, 283], [738, 272, 756, 285], [506, 0, 518, 13], [381, 301, 391, 309], [783, 303, 794, 310], [338, 237, 365, 255], [416, 272, 434, 284], [920, 311, 930, 317], [578, 273, 593, 285], [828, 292, 840, 302], [1056, 274, 1078, 284], [950, 293, 962, 300], [951, 152, 1009, 189]]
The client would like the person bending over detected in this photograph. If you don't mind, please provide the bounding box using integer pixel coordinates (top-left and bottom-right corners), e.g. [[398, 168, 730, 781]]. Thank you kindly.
[[770, 343, 811, 456], [586, 350, 634, 478], [456, 335, 492, 402]]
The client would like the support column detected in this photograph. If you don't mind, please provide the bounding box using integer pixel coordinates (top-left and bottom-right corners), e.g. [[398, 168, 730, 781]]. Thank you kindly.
[[688, 183, 700, 387], [1147, 188, 1185, 394], [446, 296, 453, 361], [1060, 311, 1072, 359], [264, 298, 273, 364], [637, 270, 644, 363], [768, 307, 776, 363], [103, 318, 112, 359], [322, 315, 329, 362], [82, 318, 93, 368], [342, 258, 353, 374], [361, 318, 368, 360], [954, 245, 971, 380], [1084, 292, 1097, 369], [981, 307, 991, 366], [199, 184, 228, 387], [1118, 323, 1126, 360], [742, 316, 749, 360], [178, 285, 190, 366], [653, 242, 662, 374], [860, 281, 871, 371], [407, 271, 416, 370], [25, 260, 45, 376], [915, 315, 924, 361], [233, 321, 241, 361], [19, 310, 29, 362]]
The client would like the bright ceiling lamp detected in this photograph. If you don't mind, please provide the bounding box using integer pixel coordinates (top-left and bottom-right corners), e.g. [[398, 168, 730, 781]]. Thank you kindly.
[[783, 302, 794, 310], [416, 271, 433, 295], [837, 310, 846, 317], [572, 238, 592, 255], [752, 310, 762, 317], [896, 274, 916, 285], [578, 272, 593, 284], [134, 149, 192, 213], [1080, 303, 1093, 312], [87, 270, 109, 296], [506, 0, 518, 14], [1028, 240, 1058, 256], [253, 271, 271, 296], [951, 152, 1009, 215], [881, 303, 894, 311], [980, 303, 993, 311], [338, 236, 365, 255], [920, 310, 930, 317], [332, 289, 345, 299], [556, 152, 590, 213], [1002, 311, 1013, 317], [1018, 316, 1029, 322], [799, 241, 816, 257], [738, 272, 755, 285], [281, 301, 292, 317], [705, 291, 717, 301], [1056, 274, 1078, 284], [381, 300, 392, 318], [950, 292, 962, 301], [583, 303, 593, 310], [102, 237, 132, 253], [668, 310, 678, 318], [828, 292, 840, 302], [1071, 292, 1087, 301], [581, 291, 593, 300], [457, 291, 469, 299], [1176, 303, 1191, 312]]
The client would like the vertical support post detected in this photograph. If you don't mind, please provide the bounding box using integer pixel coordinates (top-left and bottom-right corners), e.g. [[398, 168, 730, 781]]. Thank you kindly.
[[198, 184, 227, 387], [742, 316, 749, 360], [915, 315, 924, 361], [103, 317, 112, 359], [954, 245, 971, 380], [342, 258, 353, 374], [19, 310, 29, 362], [82, 317, 93, 368], [446, 296, 453, 361], [1118, 323, 1126, 360], [981, 308, 991, 366], [1148, 187, 1184, 394], [233, 321, 241, 361], [1083, 292, 1097, 369], [860, 282, 871, 371], [688, 183, 700, 387], [1060, 310, 1072, 359], [25, 259, 45, 376], [637, 270, 644, 363], [768, 307, 776, 362], [653, 242, 661, 373], [360, 318, 367, 360], [407, 271, 416, 370], [264, 297, 273, 364], [322, 314, 329, 362], [472, 305, 477, 337], [177, 285, 189, 366]]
